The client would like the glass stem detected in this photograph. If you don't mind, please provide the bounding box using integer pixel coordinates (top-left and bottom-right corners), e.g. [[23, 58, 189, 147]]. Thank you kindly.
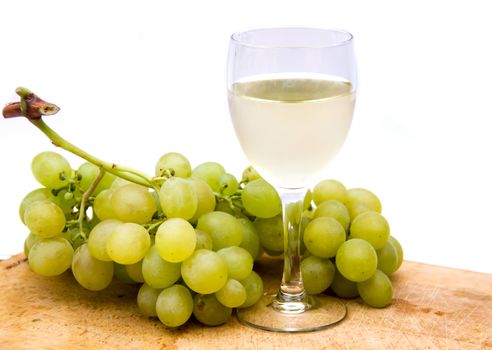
[[272, 187, 310, 314]]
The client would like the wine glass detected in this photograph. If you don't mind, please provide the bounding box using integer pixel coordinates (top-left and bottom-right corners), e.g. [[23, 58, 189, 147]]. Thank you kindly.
[[227, 27, 357, 332]]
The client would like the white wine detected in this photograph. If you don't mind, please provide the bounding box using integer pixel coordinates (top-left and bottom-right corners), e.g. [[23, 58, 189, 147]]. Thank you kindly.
[[228, 75, 355, 188]]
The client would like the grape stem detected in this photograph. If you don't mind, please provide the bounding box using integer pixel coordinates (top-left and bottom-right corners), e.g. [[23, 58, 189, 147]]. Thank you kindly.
[[152, 170, 174, 187], [3, 87, 156, 190], [30, 118, 154, 188], [2, 87, 60, 119], [2, 87, 157, 189], [144, 219, 165, 234], [77, 167, 106, 237], [214, 192, 245, 212]]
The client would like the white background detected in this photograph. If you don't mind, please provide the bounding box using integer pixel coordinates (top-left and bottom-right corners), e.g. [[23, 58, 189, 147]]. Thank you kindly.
[[0, 0, 491, 274]]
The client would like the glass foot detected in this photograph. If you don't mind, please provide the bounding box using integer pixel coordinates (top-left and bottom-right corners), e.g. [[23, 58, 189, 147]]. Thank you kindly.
[[236, 293, 347, 333]]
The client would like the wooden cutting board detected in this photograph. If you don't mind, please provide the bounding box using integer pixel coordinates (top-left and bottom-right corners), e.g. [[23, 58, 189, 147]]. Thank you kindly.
[[0, 254, 490, 350]]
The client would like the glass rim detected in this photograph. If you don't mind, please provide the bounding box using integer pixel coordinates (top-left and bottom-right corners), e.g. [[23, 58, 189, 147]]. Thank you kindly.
[[230, 26, 354, 49]]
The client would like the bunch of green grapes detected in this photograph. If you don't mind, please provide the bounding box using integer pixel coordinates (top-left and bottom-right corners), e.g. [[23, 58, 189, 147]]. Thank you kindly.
[[21, 151, 264, 328], [20, 149, 403, 329], [299, 179, 404, 308], [235, 174, 404, 308]]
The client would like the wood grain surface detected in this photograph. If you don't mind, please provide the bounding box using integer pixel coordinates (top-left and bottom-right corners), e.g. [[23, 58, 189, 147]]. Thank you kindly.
[[0, 254, 491, 350]]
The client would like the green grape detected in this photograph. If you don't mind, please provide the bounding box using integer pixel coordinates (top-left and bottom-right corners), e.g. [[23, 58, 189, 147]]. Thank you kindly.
[[77, 162, 115, 195], [155, 152, 192, 178], [156, 285, 193, 327], [217, 246, 253, 280], [137, 283, 162, 317], [113, 263, 136, 284], [346, 188, 382, 214], [389, 236, 404, 270], [241, 179, 281, 218], [19, 188, 57, 224], [193, 294, 232, 326], [214, 199, 246, 218], [54, 189, 78, 214], [155, 218, 196, 263], [31, 151, 71, 189], [64, 226, 87, 250], [142, 245, 181, 289], [111, 184, 156, 224], [23, 232, 41, 257], [304, 189, 313, 210], [299, 215, 312, 255], [312, 179, 348, 205], [350, 211, 390, 249], [330, 269, 359, 298], [313, 200, 350, 232], [253, 215, 283, 254], [347, 202, 372, 221], [218, 173, 239, 196], [301, 256, 335, 295], [241, 165, 261, 183], [286, 200, 303, 225], [72, 244, 113, 291], [24, 200, 66, 238], [89, 215, 102, 230], [181, 249, 228, 294], [151, 190, 162, 214], [357, 269, 393, 308], [195, 229, 213, 250], [58, 224, 84, 243], [111, 177, 140, 190], [125, 259, 145, 283], [87, 219, 122, 261], [191, 162, 225, 192], [263, 247, 283, 257], [93, 189, 117, 221], [336, 239, 378, 282], [63, 191, 74, 201], [215, 279, 247, 308], [159, 177, 198, 220], [188, 178, 216, 223], [214, 199, 235, 216], [301, 246, 312, 260], [303, 210, 314, 219], [377, 240, 399, 275], [28, 237, 73, 277], [237, 218, 261, 261], [196, 212, 243, 250], [303, 217, 346, 258], [106, 223, 150, 265], [239, 271, 264, 308]]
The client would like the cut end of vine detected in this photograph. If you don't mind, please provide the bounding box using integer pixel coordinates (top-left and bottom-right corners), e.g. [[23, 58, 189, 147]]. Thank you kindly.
[[3, 87, 60, 120]]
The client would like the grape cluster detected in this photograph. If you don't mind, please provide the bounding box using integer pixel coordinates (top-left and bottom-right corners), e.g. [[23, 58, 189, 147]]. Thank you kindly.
[[20, 150, 403, 329], [301, 180, 404, 307]]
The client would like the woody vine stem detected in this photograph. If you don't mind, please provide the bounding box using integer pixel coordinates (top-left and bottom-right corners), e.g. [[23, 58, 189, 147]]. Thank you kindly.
[[3, 87, 156, 190]]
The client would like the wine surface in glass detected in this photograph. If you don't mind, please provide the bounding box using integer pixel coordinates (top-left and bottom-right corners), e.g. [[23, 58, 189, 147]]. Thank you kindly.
[[228, 74, 355, 188]]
